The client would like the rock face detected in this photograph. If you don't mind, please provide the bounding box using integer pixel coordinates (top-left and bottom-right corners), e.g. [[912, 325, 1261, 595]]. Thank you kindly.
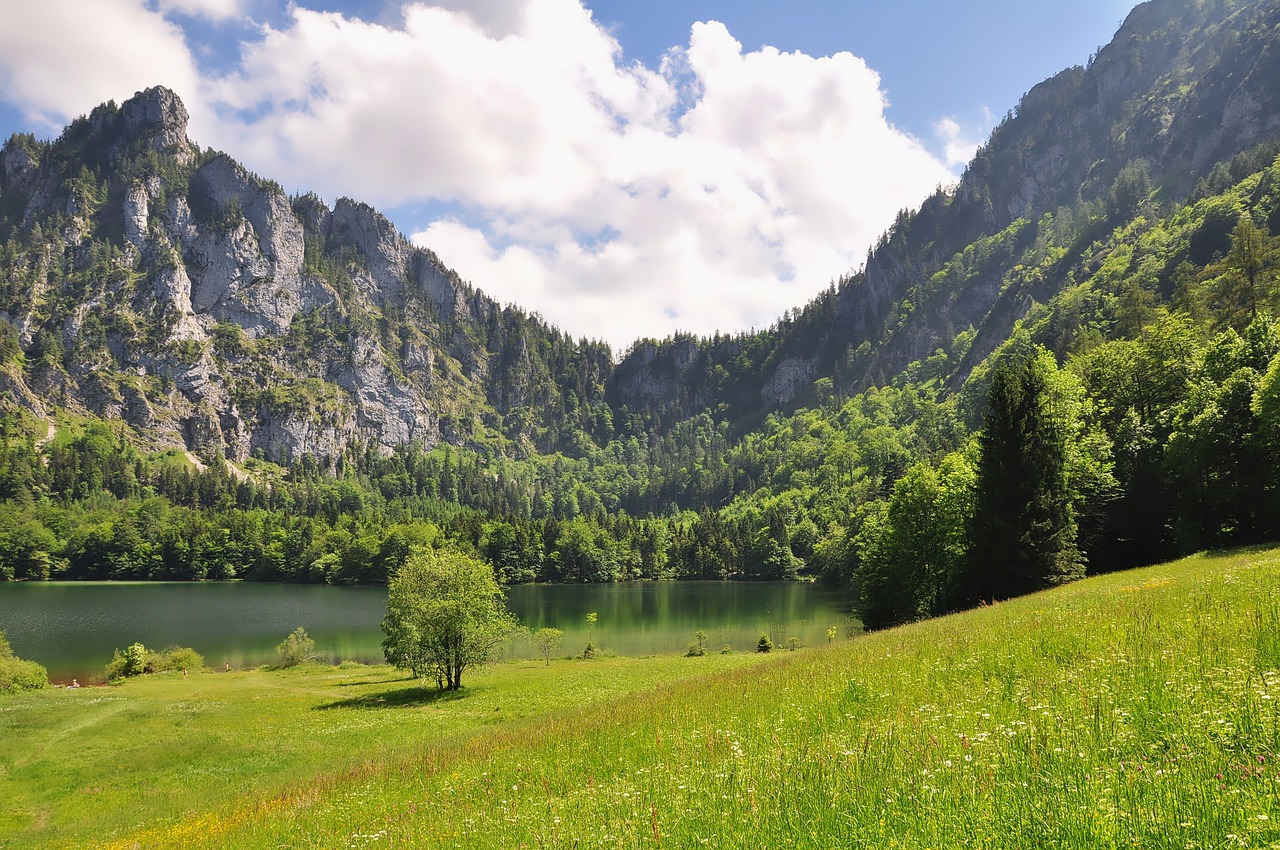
[[610, 0, 1280, 423], [0, 86, 607, 462], [2, 0, 1279, 461]]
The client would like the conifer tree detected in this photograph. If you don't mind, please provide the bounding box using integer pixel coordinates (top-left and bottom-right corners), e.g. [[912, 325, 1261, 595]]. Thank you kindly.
[[961, 352, 1079, 606]]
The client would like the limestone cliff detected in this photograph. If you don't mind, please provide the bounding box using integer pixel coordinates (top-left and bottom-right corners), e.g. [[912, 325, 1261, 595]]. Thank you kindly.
[[0, 87, 611, 462]]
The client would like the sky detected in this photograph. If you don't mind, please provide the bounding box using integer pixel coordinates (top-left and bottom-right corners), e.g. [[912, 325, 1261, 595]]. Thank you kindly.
[[0, 0, 1139, 352]]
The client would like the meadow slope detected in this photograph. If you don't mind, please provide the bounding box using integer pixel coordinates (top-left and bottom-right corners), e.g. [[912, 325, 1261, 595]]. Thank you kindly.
[[7, 548, 1280, 848]]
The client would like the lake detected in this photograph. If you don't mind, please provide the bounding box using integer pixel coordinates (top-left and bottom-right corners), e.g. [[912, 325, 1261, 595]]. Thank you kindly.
[[0, 580, 858, 680]]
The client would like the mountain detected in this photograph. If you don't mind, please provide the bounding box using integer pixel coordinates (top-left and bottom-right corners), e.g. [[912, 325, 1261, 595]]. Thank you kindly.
[[0, 0, 1278, 469], [608, 0, 1280, 426], [0, 88, 614, 463], [2, 0, 1280, 594]]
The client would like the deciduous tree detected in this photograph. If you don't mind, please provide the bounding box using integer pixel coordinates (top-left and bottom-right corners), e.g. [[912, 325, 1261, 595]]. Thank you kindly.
[[382, 548, 519, 691]]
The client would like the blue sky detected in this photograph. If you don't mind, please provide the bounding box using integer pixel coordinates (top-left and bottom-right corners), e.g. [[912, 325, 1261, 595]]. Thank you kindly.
[[0, 0, 1138, 350]]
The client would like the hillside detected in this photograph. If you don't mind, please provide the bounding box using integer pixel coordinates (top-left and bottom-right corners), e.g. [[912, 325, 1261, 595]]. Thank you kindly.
[[3, 546, 1277, 848], [0, 0, 1279, 602], [610, 0, 1280, 425], [0, 89, 614, 462]]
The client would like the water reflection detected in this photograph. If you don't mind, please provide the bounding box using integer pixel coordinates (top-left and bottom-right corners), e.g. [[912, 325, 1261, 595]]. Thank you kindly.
[[0, 580, 857, 679]]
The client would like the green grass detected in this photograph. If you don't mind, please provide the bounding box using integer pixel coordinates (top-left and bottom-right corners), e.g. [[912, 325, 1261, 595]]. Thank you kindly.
[[8, 548, 1280, 848], [0, 654, 769, 849]]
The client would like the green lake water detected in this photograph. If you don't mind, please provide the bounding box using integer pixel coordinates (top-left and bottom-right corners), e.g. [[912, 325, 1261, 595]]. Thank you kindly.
[[0, 580, 858, 680]]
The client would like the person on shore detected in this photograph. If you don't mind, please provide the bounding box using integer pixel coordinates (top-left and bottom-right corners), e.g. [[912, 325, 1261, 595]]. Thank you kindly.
[[71, 678, 80, 688]]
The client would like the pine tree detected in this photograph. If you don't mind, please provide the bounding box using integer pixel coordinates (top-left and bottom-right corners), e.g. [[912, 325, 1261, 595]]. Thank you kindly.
[[960, 352, 1079, 606]]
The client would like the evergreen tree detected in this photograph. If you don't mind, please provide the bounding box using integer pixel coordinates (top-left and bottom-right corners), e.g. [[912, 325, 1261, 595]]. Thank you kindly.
[[961, 352, 1080, 606]]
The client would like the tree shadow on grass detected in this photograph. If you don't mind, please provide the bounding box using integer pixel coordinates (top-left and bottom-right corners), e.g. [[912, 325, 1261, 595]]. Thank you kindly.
[[1205, 542, 1278, 558], [314, 682, 464, 710]]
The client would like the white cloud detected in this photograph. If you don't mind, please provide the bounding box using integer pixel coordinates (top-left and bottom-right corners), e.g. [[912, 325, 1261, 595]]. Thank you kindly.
[[157, 0, 243, 22], [0, 0, 957, 351], [0, 0, 203, 133], [933, 115, 981, 170], [206, 1, 953, 349]]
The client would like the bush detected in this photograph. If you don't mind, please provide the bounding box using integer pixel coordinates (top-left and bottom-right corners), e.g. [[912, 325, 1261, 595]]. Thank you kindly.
[[0, 656, 48, 693], [276, 627, 315, 668], [757, 633, 773, 653], [685, 629, 708, 657], [0, 631, 46, 693], [149, 645, 205, 673], [105, 642, 203, 680], [105, 642, 150, 680]]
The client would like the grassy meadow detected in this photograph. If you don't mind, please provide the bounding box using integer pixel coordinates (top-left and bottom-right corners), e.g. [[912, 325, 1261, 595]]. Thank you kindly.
[[6, 547, 1280, 848]]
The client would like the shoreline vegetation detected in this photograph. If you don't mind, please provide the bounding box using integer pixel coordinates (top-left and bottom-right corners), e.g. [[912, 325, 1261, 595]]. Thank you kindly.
[[3, 545, 1279, 847]]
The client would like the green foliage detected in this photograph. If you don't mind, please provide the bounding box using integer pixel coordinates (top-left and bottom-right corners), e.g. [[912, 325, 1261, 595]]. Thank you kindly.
[[276, 627, 315, 668], [685, 629, 708, 657], [584, 611, 597, 658], [105, 642, 150, 680], [152, 645, 204, 673], [0, 655, 47, 693], [0, 630, 47, 693], [382, 548, 519, 690], [963, 351, 1082, 606], [756, 633, 772, 653], [532, 627, 563, 666], [855, 452, 975, 629]]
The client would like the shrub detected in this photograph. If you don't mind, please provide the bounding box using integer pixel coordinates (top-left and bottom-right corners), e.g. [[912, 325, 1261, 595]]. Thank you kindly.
[[757, 633, 773, 653], [685, 629, 708, 657], [104, 643, 203, 681], [533, 627, 564, 666], [583, 612, 598, 658], [0, 656, 48, 693], [149, 645, 205, 673], [276, 627, 316, 668], [105, 642, 150, 681], [0, 631, 46, 693]]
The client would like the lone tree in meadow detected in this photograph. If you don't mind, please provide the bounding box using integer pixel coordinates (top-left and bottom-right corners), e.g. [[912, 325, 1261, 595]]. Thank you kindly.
[[382, 548, 520, 691], [276, 627, 315, 668], [533, 627, 563, 666]]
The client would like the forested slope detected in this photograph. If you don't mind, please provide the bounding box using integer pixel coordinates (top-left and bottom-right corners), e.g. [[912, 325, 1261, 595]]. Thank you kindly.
[[1, 0, 1280, 629]]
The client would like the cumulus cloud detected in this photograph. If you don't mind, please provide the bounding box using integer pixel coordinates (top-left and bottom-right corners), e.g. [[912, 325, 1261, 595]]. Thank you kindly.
[[0, 0, 957, 350], [933, 116, 981, 170], [157, 0, 244, 22], [206, 1, 953, 348], [0, 0, 203, 133]]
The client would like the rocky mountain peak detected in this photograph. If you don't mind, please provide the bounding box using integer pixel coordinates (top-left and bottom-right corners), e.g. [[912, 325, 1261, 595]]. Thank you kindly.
[[120, 86, 189, 151], [76, 85, 193, 163]]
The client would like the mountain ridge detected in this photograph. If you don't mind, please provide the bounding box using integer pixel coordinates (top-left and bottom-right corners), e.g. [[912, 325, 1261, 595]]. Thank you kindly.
[[1, 0, 1279, 467], [610, 0, 1280, 427]]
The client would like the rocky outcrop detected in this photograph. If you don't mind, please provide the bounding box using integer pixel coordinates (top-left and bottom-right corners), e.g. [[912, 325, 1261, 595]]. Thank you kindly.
[[5, 0, 1280, 467], [760, 356, 816, 408], [0, 86, 607, 462]]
